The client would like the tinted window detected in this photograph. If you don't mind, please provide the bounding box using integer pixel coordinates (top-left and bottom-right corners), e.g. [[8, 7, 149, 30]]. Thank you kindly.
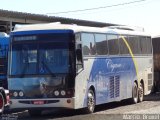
[[119, 35, 129, 55], [139, 37, 147, 54], [82, 33, 96, 55], [10, 33, 74, 76], [127, 36, 140, 54], [146, 37, 152, 54], [95, 34, 108, 55], [108, 34, 119, 55], [11, 42, 70, 76]]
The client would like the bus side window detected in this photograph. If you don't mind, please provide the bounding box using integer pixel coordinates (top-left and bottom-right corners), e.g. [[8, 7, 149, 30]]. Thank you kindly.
[[95, 33, 108, 55], [127, 36, 141, 55], [139, 36, 152, 55], [81, 33, 96, 55], [139, 36, 147, 54], [146, 37, 152, 54], [76, 44, 83, 73], [108, 34, 119, 55], [119, 35, 129, 55]]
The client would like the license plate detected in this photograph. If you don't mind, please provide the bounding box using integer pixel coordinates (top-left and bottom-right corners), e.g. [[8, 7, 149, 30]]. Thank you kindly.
[[33, 100, 44, 105]]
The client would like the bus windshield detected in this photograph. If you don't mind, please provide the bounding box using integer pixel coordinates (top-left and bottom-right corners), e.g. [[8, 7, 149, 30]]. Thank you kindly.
[[10, 34, 73, 76]]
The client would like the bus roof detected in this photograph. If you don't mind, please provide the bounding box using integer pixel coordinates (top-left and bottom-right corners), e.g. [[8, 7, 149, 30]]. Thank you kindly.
[[12, 23, 150, 37]]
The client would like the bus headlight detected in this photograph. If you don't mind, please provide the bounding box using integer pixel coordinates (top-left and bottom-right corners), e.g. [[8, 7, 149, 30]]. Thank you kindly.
[[54, 91, 59, 96], [61, 90, 66, 96], [19, 91, 24, 97], [13, 92, 18, 97]]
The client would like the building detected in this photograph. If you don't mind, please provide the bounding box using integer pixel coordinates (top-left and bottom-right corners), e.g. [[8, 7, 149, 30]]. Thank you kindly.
[[0, 9, 118, 33]]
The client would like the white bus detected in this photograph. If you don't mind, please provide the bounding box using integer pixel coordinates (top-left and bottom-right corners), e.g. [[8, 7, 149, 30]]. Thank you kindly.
[[8, 23, 153, 116]]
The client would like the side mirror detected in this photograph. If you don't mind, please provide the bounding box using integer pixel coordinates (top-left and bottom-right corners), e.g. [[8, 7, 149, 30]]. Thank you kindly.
[[76, 49, 82, 62]]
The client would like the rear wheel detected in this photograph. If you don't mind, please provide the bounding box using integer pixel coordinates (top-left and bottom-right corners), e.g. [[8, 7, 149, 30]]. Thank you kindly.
[[28, 110, 42, 117], [0, 93, 4, 115], [84, 89, 95, 114], [131, 82, 138, 104], [138, 82, 144, 102]]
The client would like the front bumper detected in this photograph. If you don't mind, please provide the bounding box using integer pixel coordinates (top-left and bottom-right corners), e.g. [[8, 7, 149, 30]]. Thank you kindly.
[[9, 98, 75, 110]]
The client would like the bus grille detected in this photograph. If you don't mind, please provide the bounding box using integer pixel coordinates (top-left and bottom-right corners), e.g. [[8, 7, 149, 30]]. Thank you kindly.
[[109, 76, 114, 98], [109, 75, 120, 98], [115, 76, 120, 97]]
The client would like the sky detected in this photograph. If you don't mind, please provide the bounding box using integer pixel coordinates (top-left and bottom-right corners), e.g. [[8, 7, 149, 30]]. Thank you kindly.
[[0, 0, 159, 36]]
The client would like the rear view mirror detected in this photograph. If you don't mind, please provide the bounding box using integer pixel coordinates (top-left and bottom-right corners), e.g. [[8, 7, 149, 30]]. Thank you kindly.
[[76, 49, 82, 62]]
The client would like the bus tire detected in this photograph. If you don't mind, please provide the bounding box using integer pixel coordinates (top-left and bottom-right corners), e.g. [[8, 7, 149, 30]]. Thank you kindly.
[[138, 82, 144, 102], [131, 82, 138, 104], [84, 89, 95, 114], [28, 110, 42, 117], [0, 92, 4, 115]]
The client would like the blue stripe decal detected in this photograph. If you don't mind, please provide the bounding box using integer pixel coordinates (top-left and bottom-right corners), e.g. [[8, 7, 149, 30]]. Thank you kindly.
[[87, 57, 136, 104]]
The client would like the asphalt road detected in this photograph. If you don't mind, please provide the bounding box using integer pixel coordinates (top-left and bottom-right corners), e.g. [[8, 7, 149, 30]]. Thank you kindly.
[[2, 93, 160, 120]]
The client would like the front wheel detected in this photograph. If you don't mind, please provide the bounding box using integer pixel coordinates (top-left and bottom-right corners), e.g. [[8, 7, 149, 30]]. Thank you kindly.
[[84, 89, 95, 114]]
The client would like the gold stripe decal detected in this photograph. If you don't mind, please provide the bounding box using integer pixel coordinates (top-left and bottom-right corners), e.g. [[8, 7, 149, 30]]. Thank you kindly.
[[120, 35, 139, 81]]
